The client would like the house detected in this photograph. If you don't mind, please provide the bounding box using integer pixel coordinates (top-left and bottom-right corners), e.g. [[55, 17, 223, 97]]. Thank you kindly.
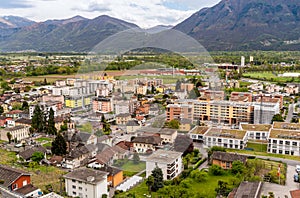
[[15, 118, 32, 127], [126, 120, 141, 133], [116, 113, 132, 125], [0, 116, 7, 127], [132, 136, 162, 153], [158, 128, 178, 144], [99, 166, 123, 187], [211, 151, 247, 169], [64, 144, 94, 169], [15, 184, 41, 198], [0, 126, 30, 142], [146, 150, 183, 180], [64, 168, 108, 198], [173, 134, 193, 156], [97, 135, 113, 147], [179, 118, 192, 132], [18, 146, 47, 162], [5, 110, 23, 119], [0, 165, 31, 191]]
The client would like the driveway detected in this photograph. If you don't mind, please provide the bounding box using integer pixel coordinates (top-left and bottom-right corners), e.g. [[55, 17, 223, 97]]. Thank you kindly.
[[285, 103, 294, 123], [260, 165, 299, 198]]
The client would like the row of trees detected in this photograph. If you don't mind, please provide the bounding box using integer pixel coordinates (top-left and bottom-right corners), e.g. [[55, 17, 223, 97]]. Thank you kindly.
[[31, 105, 57, 135]]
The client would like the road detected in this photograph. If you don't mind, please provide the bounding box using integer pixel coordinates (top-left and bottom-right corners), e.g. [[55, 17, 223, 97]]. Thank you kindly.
[[286, 103, 294, 123]]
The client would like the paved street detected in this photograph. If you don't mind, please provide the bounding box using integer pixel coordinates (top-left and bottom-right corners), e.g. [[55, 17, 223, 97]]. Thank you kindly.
[[285, 103, 294, 123], [260, 165, 299, 198]]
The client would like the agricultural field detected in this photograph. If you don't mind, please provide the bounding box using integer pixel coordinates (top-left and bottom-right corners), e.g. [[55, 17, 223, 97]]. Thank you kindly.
[[243, 71, 300, 83]]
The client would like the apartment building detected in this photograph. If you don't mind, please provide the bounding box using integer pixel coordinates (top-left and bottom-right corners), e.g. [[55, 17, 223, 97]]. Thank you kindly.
[[0, 126, 30, 142], [203, 128, 248, 149], [240, 124, 271, 140], [166, 103, 193, 122], [253, 102, 280, 124], [64, 168, 108, 198], [92, 97, 112, 113], [146, 150, 183, 180], [268, 122, 300, 156]]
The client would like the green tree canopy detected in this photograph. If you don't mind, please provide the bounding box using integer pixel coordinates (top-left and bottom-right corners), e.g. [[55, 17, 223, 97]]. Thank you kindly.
[[151, 167, 164, 192], [47, 108, 57, 135], [271, 114, 284, 123], [31, 151, 44, 162], [51, 133, 67, 156]]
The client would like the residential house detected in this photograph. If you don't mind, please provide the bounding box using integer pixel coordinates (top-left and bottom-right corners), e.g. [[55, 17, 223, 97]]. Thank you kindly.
[[15, 184, 41, 198], [146, 150, 183, 180], [173, 134, 193, 156], [126, 120, 141, 133], [99, 166, 123, 187], [18, 146, 47, 162], [5, 110, 23, 119], [189, 126, 210, 142], [64, 144, 96, 169], [0, 116, 9, 127], [0, 165, 31, 191], [0, 126, 30, 142], [64, 168, 108, 198], [97, 135, 113, 147], [15, 118, 32, 127], [132, 136, 162, 153], [179, 118, 192, 132], [211, 151, 247, 169], [116, 113, 132, 125]]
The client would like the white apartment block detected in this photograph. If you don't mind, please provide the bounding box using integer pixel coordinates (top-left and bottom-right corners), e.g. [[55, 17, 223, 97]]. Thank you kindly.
[[203, 128, 248, 150], [268, 122, 300, 156], [253, 102, 280, 124], [240, 124, 271, 140], [64, 168, 108, 198], [146, 150, 183, 180]]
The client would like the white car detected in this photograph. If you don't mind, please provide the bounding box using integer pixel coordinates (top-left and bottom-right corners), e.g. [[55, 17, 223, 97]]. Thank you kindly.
[[87, 162, 102, 169], [296, 165, 300, 173]]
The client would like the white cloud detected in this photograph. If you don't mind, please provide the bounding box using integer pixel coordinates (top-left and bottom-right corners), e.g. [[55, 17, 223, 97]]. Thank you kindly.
[[0, 0, 221, 28]]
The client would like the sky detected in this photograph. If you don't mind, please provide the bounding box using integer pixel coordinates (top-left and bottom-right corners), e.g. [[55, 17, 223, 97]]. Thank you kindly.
[[0, 0, 221, 28]]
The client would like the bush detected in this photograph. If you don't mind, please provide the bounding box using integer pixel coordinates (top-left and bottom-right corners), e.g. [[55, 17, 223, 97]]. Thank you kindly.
[[190, 170, 208, 182], [209, 165, 225, 176], [193, 158, 207, 170]]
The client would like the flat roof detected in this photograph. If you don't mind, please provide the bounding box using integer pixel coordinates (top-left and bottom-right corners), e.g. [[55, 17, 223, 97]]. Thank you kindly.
[[269, 129, 300, 140], [205, 128, 247, 139], [273, 122, 300, 130], [241, 124, 272, 132], [190, 126, 210, 135], [147, 150, 182, 164]]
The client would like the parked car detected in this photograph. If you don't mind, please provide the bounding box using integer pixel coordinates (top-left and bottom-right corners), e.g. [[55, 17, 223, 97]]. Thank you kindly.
[[294, 173, 299, 182], [87, 162, 102, 169], [296, 165, 300, 173]]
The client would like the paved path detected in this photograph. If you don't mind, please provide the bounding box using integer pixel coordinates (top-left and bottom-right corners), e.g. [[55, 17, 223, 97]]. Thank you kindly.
[[260, 165, 299, 198], [286, 103, 294, 123]]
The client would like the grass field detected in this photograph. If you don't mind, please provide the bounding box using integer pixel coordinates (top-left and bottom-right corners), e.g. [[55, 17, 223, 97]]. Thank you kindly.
[[120, 161, 146, 173], [0, 149, 17, 165], [117, 75, 191, 84], [36, 137, 52, 142], [246, 142, 268, 152], [243, 71, 300, 83]]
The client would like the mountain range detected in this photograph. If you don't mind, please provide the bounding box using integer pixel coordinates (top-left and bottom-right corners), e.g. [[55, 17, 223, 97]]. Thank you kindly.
[[1, 0, 300, 52]]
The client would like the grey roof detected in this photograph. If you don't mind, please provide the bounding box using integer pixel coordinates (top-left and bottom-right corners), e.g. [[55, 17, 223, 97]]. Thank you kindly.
[[71, 132, 91, 143], [99, 166, 122, 176], [174, 134, 193, 153], [15, 184, 39, 195], [132, 136, 161, 145], [211, 151, 247, 164], [180, 118, 192, 125], [159, 128, 177, 135], [19, 146, 47, 161], [96, 143, 110, 153], [116, 113, 131, 118], [234, 181, 262, 198], [67, 144, 90, 159], [97, 135, 111, 142], [126, 120, 139, 126], [0, 165, 30, 187], [136, 127, 161, 133], [63, 168, 108, 185], [147, 150, 182, 164]]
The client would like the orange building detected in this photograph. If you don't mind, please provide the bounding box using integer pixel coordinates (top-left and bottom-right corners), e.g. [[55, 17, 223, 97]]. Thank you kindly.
[[211, 151, 247, 170], [92, 97, 112, 113], [100, 166, 123, 187]]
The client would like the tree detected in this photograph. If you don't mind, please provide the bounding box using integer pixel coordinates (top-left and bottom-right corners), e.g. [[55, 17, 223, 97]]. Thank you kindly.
[[133, 152, 140, 164], [209, 165, 225, 176], [21, 101, 29, 110], [101, 116, 112, 135], [51, 133, 67, 156], [166, 119, 180, 129], [6, 132, 12, 143], [146, 175, 154, 194], [151, 167, 164, 192], [0, 106, 3, 115], [32, 105, 44, 132], [31, 151, 44, 162], [231, 160, 246, 175], [207, 146, 226, 161], [47, 108, 57, 135], [271, 114, 284, 123], [215, 180, 230, 196]]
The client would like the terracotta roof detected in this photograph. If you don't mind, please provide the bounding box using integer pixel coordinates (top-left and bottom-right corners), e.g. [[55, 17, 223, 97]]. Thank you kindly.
[[211, 151, 247, 164], [0, 165, 30, 187], [290, 190, 300, 198], [15, 184, 39, 195]]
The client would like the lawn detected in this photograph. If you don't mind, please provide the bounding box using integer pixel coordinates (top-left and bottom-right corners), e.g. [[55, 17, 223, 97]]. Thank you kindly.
[[246, 142, 268, 152], [226, 149, 300, 161], [0, 148, 17, 165], [23, 74, 75, 84], [117, 75, 192, 84], [120, 160, 146, 173], [77, 122, 93, 133], [42, 142, 52, 148], [36, 137, 52, 142], [116, 173, 240, 198]]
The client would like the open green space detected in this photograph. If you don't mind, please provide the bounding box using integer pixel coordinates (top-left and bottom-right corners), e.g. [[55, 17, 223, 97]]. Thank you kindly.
[[246, 142, 268, 152], [243, 71, 300, 83], [36, 137, 53, 142], [114, 159, 146, 173], [117, 75, 194, 84], [77, 122, 93, 133]]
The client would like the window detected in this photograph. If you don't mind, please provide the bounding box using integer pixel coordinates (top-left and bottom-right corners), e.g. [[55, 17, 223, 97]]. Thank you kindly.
[[72, 179, 76, 183], [285, 141, 290, 145], [279, 150, 282, 154], [73, 192, 76, 195], [79, 187, 82, 190], [285, 151, 290, 155], [272, 149, 276, 153], [72, 185, 76, 189], [279, 140, 283, 145], [293, 142, 297, 146], [12, 183, 18, 190], [22, 180, 27, 187], [273, 140, 277, 144], [218, 139, 222, 143], [226, 162, 230, 169]]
